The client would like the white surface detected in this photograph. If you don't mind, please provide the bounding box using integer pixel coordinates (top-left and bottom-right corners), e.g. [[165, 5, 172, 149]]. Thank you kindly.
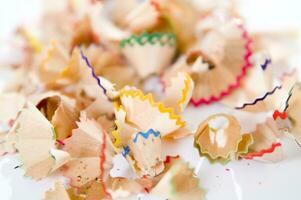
[[1, 0, 301, 200]]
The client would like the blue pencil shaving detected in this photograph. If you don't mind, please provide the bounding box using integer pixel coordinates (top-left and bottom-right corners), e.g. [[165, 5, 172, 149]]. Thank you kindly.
[[132, 129, 160, 143]]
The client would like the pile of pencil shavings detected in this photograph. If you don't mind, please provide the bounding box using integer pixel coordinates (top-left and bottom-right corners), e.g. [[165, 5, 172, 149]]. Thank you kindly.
[[0, 0, 300, 199]]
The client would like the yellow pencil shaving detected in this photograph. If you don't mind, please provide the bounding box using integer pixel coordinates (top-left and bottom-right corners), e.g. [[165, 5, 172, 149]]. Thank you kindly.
[[120, 89, 185, 127], [20, 29, 42, 53], [177, 73, 192, 110]]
